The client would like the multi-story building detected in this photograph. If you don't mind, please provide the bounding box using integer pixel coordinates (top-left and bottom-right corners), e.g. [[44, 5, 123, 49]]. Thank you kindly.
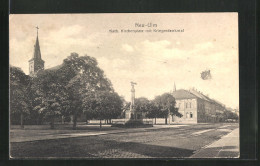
[[171, 88, 226, 123]]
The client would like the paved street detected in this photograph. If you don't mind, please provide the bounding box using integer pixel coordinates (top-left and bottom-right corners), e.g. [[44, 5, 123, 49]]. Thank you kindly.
[[190, 128, 239, 158], [10, 123, 239, 158]]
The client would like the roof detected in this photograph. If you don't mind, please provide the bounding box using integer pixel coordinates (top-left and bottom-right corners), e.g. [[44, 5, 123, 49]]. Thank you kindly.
[[36, 64, 63, 76], [171, 89, 197, 100], [211, 99, 225, 107], [225, 107, 233, 112], [45, 64, 63, 71], [172, 89, 221, 103], [189, 89, 211, 102], [28, 34, 44, 62], [172, 89, 226, 109]]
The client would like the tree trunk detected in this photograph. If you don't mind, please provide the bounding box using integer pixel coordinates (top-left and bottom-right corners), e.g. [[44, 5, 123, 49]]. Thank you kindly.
[[61, 115, 64, 124], [155, 118, 156, 125], [50, 117, 54, 129], [73, 114, 77, 130], [165, 117, 167, 124], [20, 113, 24, 129], [99, 119, 102, 129]]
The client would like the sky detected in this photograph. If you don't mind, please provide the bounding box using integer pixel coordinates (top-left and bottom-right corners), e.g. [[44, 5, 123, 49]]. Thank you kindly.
[[9, 13, 239, 108]]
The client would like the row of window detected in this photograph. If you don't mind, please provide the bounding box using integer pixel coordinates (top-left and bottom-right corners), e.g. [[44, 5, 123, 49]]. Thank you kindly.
[[198, 104, 205, 110], [186, 112, 193, 118], [178, 102, 193, 108], [178, 102, 207, 110]]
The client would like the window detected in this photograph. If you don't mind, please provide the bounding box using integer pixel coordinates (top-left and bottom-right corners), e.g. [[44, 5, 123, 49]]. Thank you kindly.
[[186, 112, 189, 118], [185, 103, 188, 108], [190, 112, 193, 118], [178, 103, 181, 108], [190, 103, 192, 108]]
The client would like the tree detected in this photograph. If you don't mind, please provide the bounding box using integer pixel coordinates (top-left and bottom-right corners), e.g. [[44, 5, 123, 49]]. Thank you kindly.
[[216, 112, 225, 122], [63, 53, 114, 129], [153, 93, 182, 124], [145, 102, 161, 124], [10, 66, 30, 128], [83, 91, 123, 128], [119, 96, 129, 119], [223, 110, 239, 121], [66, 74, 85, 129], [132, 97, 152, 120], [27, 52, 119, 129], [31, 69, 70, 129], [134, 97, 150, 114]]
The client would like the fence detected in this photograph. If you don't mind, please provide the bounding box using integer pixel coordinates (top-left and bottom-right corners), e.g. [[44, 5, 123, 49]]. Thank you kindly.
[[111, 119, 153, 125]]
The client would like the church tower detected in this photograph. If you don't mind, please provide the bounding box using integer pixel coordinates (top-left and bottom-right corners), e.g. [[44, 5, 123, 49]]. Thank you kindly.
[[29, 26, 45, 76]]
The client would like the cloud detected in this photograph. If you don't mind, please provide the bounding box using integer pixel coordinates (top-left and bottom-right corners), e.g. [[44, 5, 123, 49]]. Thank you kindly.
[[136, 40, 188, 61], [142, 40, 171, 48], [10, 24, 105, 74], [9, 14, 238, 108], [115, 40, 238, 105], [193, 42, 214, 51], [122, 44, 134, 52], [9, 38, 35, 74], [50, 25, 83, 38]]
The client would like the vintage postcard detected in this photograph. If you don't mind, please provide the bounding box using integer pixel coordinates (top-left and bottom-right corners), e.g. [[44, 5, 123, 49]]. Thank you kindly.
[[9, 13, 239, 158]]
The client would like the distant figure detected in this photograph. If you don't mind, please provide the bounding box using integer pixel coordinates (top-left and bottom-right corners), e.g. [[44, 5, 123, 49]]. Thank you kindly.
[[201, 70, 212, 80]]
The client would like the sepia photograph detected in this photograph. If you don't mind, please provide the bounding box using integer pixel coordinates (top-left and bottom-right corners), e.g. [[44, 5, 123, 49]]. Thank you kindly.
[[9, 13, 239, 159]]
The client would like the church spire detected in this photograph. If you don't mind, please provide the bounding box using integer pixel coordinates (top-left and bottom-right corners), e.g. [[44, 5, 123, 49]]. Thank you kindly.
[[36, 26, 39, 36], [174, 82, 176, 91], [29, 26, 45, 76], [33, 26, 42, 60]]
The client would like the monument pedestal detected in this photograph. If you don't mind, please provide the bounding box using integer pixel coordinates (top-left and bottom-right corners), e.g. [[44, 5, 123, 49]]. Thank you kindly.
[[111, 81, 153, 128]]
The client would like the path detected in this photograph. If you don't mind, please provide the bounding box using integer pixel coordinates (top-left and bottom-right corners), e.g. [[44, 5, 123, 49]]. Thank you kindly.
[[10, 124, 188, 143], [190, 128, 239, 158]]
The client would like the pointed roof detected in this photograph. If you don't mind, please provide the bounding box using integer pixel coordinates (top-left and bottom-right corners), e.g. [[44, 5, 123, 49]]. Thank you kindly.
[[29, 27, 44, 62]]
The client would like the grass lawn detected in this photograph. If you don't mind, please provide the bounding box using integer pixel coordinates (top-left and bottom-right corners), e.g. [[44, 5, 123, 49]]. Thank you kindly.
[[10, 123, 239, 158]]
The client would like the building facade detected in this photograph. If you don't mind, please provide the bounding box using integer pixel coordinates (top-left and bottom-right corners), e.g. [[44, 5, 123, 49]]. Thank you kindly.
[[171, 89, 226, 124]]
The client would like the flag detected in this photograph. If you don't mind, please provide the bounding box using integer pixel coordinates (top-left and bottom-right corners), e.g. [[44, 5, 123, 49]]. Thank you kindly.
[[201, 70, 212, 80]]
